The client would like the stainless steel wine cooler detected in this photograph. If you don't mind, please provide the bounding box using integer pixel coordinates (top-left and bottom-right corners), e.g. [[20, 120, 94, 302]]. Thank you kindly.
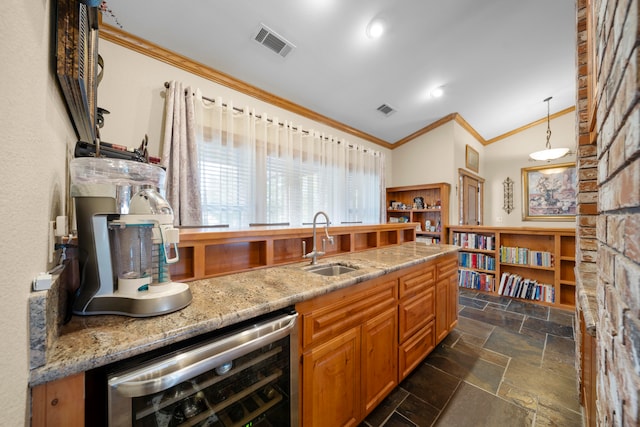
[[107, 310, 299, 427]]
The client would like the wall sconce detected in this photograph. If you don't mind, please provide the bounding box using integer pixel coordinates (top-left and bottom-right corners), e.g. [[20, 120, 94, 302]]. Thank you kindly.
[[503, 177, 514, 214]]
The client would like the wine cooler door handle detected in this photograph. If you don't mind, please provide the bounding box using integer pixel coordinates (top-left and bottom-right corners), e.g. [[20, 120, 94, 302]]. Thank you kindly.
[[108, 312, 297, 397]]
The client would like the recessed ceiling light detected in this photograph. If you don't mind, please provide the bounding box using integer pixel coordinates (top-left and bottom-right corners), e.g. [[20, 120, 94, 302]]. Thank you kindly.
[[430, 86, 444, 98], [366, 19, 385, 38]]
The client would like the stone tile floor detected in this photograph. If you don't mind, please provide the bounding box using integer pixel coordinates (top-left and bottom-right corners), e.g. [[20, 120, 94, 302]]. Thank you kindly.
[[361, 289, 583, 427]]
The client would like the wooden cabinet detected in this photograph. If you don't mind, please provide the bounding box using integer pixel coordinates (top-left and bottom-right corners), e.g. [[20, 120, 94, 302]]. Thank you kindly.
[[301, 327, 361, 427], [580, 311, 597, 427], [362, 307, 398, 414], [31, 373, 84, 427], [297, 275, 398, 427], [297, 254, 458, 426], [397, 264, 436, 381], [435, 255, 459, 343], [450, 226, 576, 309], [386, 183, 450, 244]]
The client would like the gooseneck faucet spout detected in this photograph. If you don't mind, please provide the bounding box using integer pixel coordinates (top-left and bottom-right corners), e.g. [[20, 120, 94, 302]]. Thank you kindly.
[[302, 211, 334, 265]]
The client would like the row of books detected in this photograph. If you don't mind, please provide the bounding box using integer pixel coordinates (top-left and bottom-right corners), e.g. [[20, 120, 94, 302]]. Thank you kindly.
[[497, 272, 555, 302], [499, 246, 553, 267], [452, 232, 495, 250], [458, 270, 496, 292], [416, 236, 440, 244], [458, 252, 495, 271]]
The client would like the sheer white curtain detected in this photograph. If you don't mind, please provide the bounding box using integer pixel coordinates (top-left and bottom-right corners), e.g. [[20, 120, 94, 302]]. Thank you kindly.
[[161, 81, 202, 226], [175, 87, 384, 228]]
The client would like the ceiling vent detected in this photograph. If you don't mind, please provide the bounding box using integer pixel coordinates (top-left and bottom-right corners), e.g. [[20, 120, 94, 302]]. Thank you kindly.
[[254, 24, 296, 58], [376, 104, 397, 117]]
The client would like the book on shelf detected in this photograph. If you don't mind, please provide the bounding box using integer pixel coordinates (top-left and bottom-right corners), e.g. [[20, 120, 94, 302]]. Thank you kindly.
[[458, 252, 495, 270], [499, 246, 553, 267], [452, 232, 495, 250], [497, 272, 555, 303], [457, 269, 495, 292]]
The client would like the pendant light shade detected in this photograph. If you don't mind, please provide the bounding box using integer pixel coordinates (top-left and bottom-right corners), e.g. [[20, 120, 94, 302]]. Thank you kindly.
[[529, 97, 570, 161]]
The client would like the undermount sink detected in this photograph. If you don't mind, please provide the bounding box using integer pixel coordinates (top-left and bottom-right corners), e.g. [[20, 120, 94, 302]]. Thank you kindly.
[[306, 263, 358, 276]]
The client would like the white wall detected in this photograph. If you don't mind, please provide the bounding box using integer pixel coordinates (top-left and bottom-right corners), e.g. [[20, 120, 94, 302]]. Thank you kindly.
[[483, 111, 576, 227], [1, 1, 76, 425], [391, 122, 457, 223], [97, 40, 393, 184]]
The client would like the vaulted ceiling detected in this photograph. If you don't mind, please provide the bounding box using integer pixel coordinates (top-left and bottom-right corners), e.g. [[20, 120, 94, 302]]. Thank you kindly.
[[100, 0, 576, 146]]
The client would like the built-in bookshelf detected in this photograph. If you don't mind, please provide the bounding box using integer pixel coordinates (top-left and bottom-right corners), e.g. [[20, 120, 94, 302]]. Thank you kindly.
[[450, 226, 576, 309], [386, 183, 450, 244]]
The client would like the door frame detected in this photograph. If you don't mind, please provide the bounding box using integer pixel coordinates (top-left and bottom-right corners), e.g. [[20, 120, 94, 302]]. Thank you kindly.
[[458, 168, 485, 225]]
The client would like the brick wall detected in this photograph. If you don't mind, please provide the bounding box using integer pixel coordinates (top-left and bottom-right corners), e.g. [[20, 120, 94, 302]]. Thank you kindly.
[[587, 0, 640, 425]]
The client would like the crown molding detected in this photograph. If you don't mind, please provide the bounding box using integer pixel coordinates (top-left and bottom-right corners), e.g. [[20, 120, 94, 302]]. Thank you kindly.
[[99, 23, 575, 151], [99, 23, 393, 149]]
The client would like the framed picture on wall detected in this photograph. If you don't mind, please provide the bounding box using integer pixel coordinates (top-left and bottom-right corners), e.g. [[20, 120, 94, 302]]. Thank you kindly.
[[522, 162, 577, 221], [56, 0, 100, 143], [465, 145, 479, 172]]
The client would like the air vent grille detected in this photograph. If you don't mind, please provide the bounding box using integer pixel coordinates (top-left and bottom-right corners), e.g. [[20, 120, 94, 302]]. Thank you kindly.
[[377, 104, 396, 116], [254, 24, 295, 58]]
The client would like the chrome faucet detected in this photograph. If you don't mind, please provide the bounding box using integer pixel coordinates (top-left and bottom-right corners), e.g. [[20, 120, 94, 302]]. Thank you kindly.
[[302, 211, 335, 265]]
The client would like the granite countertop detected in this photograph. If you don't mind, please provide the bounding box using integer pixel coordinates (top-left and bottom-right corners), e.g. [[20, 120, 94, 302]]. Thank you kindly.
[[29, 242, 458, 386]]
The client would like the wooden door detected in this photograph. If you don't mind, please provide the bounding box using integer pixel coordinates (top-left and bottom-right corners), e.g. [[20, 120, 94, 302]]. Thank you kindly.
[[458, 169, 484, 225], [31, 373, 85, 427], [447, 273, 459, 331], [301, 328, 361, 427], [435, 277, 449, 343], [361, 307, 398, 415]]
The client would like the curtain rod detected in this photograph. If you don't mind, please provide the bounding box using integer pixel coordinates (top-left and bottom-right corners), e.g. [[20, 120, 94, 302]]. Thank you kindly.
[[163, 81, 377, 154]]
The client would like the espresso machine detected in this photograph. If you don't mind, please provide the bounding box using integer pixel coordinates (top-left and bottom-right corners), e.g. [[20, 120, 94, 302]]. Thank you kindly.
[[70, 158, 192, 317]]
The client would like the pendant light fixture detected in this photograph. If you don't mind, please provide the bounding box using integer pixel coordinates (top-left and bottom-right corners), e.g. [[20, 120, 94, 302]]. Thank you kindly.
[[529, 96, 570, 161]]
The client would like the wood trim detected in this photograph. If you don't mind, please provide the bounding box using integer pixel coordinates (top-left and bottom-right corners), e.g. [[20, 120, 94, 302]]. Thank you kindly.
[[99, 23, 576, 150], [99, 23, 393, 149], [393, 113, 459, 148], [454, 114, 486, 145], [485, 106, 576, 145], [458, 168, 485, 183]]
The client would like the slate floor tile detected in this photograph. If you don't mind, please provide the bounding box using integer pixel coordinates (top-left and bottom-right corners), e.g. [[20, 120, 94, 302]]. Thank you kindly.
[[425, 343, 506, 394], [365, 387, 409, 427], [507, 299, 550, 320], [372, 295, 582, 426], [395, 394, 440, 427], [400, 364, 460, 410], [523, 316, 574, 339], [460, 306, 525, 333], [434, 382, 534, 426]]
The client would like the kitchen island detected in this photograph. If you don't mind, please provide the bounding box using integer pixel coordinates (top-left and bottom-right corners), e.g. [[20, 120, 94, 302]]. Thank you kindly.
[[30, 241, 458, 426]]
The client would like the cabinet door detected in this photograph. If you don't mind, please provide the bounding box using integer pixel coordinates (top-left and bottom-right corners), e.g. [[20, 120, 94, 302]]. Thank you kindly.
[[31, 373, 84, 427], [448, 273, 459, 331], [435, 278, 449, 343], [399, 320, 435, 381], [399, 287, 435, 342], [301, 327, 361, 427], [362, 307, 398, 415]]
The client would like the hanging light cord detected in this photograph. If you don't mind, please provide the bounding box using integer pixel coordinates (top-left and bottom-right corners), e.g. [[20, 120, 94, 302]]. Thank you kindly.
[[544, 96, 552, 149]]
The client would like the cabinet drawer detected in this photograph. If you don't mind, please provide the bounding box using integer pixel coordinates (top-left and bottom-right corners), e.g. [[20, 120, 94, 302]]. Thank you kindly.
[[436, 255, 458, 279], [398, 320, 435, 381], [298, 277, 397, 349], [398, 287, 435, 343], [398, 265, 435, 299]]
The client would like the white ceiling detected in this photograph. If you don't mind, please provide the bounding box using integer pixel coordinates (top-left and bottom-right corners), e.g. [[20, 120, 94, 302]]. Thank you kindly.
[[100, 0, 577, 145]]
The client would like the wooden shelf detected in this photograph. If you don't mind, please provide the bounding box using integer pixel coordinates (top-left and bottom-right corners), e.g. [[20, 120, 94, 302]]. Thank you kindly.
[[450, 226, 576, 309], [170, 223, 417, 281], [386, 183, 450, 244]]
